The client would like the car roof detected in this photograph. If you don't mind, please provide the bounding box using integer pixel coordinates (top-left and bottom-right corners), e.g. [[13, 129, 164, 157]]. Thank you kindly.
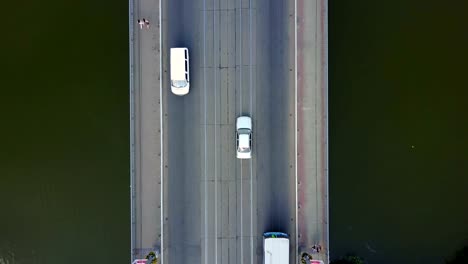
[[238, 134, 250, 149]]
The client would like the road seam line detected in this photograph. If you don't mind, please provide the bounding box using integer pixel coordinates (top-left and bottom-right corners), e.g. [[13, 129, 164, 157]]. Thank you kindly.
[[249, 1, 254, 264], [239, 0, 244, 263], [203, 0, 208, 263]]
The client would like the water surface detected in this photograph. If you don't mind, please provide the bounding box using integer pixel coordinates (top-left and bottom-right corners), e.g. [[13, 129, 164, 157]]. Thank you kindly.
[[329, 1, 468, 263], [0, 0, 129, 263]]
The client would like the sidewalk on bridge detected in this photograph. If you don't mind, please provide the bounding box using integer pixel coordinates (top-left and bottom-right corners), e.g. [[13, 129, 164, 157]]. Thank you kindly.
[[296, 0, 329, 263], [130, 0, 162, 261]]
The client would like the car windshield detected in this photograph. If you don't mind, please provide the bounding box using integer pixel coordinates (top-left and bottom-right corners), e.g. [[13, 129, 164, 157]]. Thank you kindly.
[[171, 80, 187, 88], [237, 128, 250, 134]]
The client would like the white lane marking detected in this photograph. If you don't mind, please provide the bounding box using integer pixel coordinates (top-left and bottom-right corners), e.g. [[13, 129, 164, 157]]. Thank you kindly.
[[249, 2, 253, 115], [249, 160, 253, 264], [203, 0, 208, 263], [214, 1, 218, 263], [249, 1, 254, 264], [239, 0, 244, 263], [240, 160, 243, 263], [324, 1, 330, 260], [294, 0, 299, 259], [159, 0, 164, 263]]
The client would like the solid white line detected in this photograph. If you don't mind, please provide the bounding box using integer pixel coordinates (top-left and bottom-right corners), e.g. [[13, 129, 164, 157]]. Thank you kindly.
[[239, 0, 243, 113], [314, 0, 319, 238], [203, 0, 208, 263], [214, 1, 218, 263], [159, 0, 164, 263], [249, 5, 253, 114], [249, 1, 254, 264], [240, 161, 243, 262], [294, 0, 299, 259], [249, 160, 253, 264], [323, 1, 330, 261], [249, 164, 253, 264]]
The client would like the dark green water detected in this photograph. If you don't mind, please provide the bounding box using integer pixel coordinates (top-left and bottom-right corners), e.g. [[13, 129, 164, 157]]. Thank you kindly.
[[329, 1, 468, 264], [0, 0, 129, 263], [1, 0, 467, 264]]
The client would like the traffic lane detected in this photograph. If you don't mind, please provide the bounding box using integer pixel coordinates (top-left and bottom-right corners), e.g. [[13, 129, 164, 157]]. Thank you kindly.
[[201, 71, 218, 264], [255, 0, 296, 263], [162, 0, 203, 263], [234, 1, 258, 263], [217, 124, 237, 264], [203, 4, 239, 264], [240, 7, 258, 254], [236, 43, 258, 264], [199, 3, 218, 264], [161, 1, 226, 263], [236, 160, 257, 264], [216, 7, 238, 263]]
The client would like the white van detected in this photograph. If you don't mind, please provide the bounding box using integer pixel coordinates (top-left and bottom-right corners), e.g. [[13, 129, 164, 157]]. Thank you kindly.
[[170, 47, 190, 95]]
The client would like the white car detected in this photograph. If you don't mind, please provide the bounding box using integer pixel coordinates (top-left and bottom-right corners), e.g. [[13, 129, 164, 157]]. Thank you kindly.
[[236, 116, 252, 159]]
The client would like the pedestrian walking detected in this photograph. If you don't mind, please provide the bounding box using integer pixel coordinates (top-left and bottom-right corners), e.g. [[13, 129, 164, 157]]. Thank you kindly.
[[138, 19, 144, 29], [143, 18, 150, 29], [301, 252, 313, 264], [311, 244, 322, 253]]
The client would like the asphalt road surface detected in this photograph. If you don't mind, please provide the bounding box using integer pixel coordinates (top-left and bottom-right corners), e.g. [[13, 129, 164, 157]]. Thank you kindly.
[[161, 0, 297, 264]]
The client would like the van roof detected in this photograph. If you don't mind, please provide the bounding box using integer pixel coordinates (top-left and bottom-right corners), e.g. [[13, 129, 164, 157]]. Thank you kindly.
[[264, 237, 289, 264], [170, 48, 187, 81]]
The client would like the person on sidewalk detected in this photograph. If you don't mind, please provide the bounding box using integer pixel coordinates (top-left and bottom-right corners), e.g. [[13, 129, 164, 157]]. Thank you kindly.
[[137, 19, 144, 29], [311, 244, 322, 253], [301, 252, 311, 264], [143, 18, 150, 29]]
